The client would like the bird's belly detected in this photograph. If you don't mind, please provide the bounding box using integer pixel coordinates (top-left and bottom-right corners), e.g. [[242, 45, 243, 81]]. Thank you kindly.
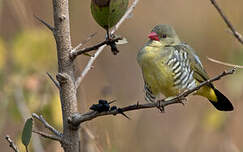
[[142, 62, 179, 97]]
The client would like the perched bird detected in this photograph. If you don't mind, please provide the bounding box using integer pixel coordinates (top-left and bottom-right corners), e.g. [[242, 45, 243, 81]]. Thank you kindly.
[[137, 24, 233, 111]]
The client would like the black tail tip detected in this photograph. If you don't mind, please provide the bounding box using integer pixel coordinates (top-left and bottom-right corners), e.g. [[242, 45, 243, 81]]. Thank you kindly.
[[209, 89, 234, 111]]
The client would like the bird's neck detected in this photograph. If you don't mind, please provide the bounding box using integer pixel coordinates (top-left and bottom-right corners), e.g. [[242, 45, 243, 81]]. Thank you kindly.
[[173, 36, 181, 45], [166, 36, 181, 46], [147, 40, 164, 48]]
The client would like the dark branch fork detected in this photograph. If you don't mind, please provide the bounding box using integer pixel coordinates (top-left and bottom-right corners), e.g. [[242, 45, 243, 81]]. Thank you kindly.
[[69, 68, 236, 126], [72, 32, 97, 53], [70, 37, 122, 60], [210, 0, 243, 44]]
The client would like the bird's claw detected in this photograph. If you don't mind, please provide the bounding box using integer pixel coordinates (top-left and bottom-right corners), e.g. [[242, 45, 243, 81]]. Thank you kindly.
[[177, 97, 187, 106], [164, 96, 187, 106], [157, 100, 165, 113]]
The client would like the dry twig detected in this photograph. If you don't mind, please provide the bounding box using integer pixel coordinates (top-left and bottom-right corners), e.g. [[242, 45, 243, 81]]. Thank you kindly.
[[5, 135, 19, 152], [210, 0, 243, 44], [72, 32, 97, 53], [71, 32, 97, 53], [208, 57, 243, 69], [32, 130, 62, 142], [69, 68, 236, 126], [32, 113, 62, 137]]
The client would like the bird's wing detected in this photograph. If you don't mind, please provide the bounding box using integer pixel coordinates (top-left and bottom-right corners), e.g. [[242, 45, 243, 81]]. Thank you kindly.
[[173, 43, 209, 83], [144, 82, 156, 103]]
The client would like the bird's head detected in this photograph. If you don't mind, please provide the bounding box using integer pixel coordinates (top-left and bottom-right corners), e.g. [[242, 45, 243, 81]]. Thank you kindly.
[[148, 24, 180, 45]]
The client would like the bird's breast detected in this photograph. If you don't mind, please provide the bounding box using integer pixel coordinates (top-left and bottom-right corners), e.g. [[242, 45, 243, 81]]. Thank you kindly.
[[137, 48, 177, 96]]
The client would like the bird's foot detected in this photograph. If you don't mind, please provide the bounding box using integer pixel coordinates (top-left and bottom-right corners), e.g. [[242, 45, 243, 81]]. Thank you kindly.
[[178, 97, 187, 105], [164, 96, 187, 106], [156, 100, 165, 113]]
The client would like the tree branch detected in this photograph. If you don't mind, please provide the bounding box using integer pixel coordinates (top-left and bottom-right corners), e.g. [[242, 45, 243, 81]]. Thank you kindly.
[[32, 130, 62, 142], [71, 32, 97, 55], [32, 113, 62, 137], [208, 57, 243, 69], [69, 68, 236, 126], [210, 0, 243, 44], [5, 135, 19, 152], [70, 37, 121, 60], [75, 0, 140, 88], [52, 0, 80, 151], [34, 15, 54, 32], [46, 72, 60, 89]]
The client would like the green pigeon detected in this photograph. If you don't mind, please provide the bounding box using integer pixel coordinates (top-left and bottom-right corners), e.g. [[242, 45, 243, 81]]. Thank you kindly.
[[137, 24, 234, 111]]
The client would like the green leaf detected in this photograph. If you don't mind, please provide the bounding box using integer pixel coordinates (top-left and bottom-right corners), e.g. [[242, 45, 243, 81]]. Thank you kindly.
[[21, 118, 33, 147]]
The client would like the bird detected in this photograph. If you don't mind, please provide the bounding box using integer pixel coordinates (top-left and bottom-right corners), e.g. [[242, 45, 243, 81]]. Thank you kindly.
[[137, 24, 233, 111]]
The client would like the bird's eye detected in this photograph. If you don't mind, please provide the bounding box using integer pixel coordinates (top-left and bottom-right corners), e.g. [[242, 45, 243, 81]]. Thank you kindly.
[[162, 34, 167, 38]]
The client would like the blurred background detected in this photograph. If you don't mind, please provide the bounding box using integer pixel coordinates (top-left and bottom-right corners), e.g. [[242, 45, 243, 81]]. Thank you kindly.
[[0, 0, 243, 151]]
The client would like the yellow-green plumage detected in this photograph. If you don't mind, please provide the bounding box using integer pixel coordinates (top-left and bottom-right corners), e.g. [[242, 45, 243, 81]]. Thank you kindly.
[[138, 41, 177, 97], [137, 24, 233, 111]]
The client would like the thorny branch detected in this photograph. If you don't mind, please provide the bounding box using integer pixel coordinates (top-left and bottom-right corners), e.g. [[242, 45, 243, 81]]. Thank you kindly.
[[32, 113, 62, 137], [210, 0, 243, 44], [75, 0, 140, 88], [69, 68, 236, 126], [5, 135, 19, 152]]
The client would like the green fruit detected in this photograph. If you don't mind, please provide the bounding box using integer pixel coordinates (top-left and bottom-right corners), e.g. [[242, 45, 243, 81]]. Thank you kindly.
[[91, 0, 128, 30]]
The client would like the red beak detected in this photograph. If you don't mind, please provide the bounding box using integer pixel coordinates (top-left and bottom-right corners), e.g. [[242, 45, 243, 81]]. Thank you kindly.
[[148, 32, 160, 41]]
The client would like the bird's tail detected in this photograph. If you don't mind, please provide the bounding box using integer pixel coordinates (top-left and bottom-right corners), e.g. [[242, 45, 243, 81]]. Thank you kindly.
[[209, 88, 234, 111]]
